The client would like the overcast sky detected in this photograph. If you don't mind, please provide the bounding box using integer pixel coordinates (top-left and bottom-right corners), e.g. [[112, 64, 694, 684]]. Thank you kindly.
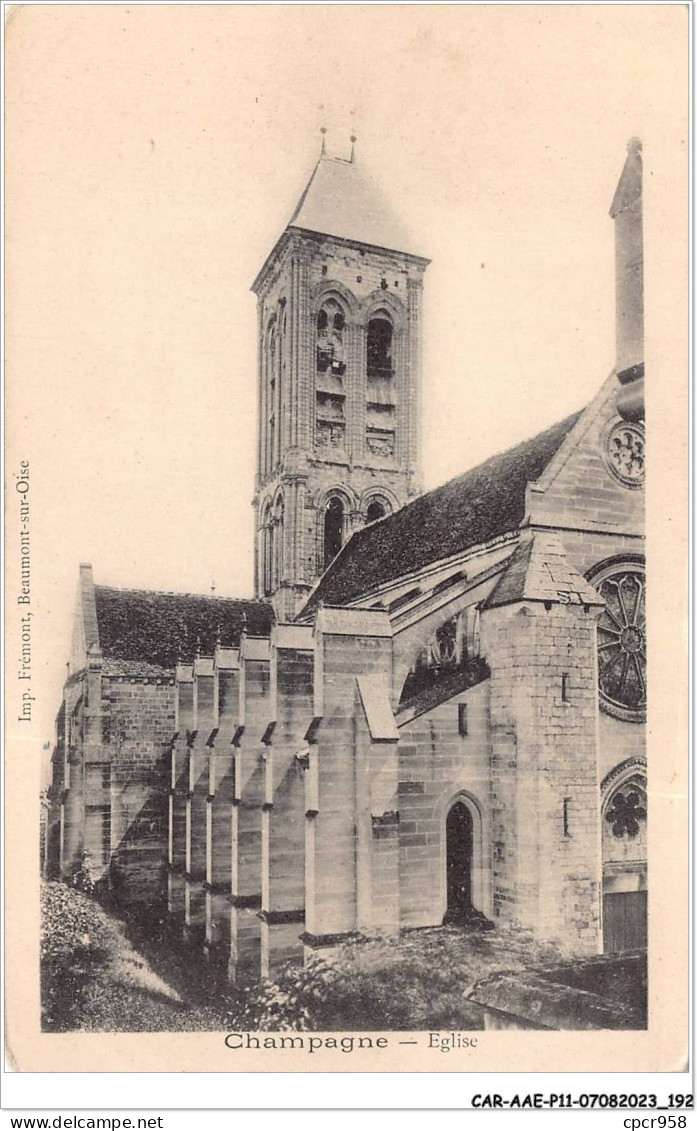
[[5, 4, 686, 753]]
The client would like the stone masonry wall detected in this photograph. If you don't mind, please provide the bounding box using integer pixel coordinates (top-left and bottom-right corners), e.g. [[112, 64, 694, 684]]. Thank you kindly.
[[482, 602, 602, 955], [106, 677, 174, 906], [261, 642, 314, 976], [305, 628, 393, 947], [529, 384, 644, 537], [397, 680, 492, 928], [230, 652, 270, 980], [59, 680, 87, 879], [206, 666, 238, 951]]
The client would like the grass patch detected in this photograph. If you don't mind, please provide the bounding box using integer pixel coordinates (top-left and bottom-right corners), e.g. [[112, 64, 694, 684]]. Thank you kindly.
[[41, 882, 232, 1032], [43, 884, 576, 1033]]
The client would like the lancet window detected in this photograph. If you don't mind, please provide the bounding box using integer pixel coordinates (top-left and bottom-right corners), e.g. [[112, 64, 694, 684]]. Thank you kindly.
[[265, 319, 279, 474], [366, 313, 396, 458], [323, 496, 345, 571], [315, 299, 346, 452]]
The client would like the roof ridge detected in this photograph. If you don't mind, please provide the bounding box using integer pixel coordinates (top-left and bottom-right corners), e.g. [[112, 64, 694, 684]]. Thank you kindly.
[[427, 409, 585, 497], [287, 155, 323, 228], [93, 583, 270, 604], [334, 409, 585, 560]]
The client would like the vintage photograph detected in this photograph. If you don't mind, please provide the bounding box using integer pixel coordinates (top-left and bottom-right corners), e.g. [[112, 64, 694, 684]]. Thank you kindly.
[[5, 3, 687, 1070]]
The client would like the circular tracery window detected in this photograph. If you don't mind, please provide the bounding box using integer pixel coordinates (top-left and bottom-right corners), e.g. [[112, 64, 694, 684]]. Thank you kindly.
[[593, 562, 646, 722], [605, 783, 647, 839], [604, 420, 645, 487]]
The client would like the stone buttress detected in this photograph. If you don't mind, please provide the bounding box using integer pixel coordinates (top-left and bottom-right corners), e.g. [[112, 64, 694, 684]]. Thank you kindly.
[[303, 607, 400, 960], [481, 532, 605, 953]]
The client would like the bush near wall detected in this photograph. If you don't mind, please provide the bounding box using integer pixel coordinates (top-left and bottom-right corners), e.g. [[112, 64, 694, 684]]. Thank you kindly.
[[41, 882, 230, 1032], [41, 882, 117, 1030]]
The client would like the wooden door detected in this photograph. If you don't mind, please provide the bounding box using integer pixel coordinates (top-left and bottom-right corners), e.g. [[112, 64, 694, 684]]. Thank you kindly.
[[603, 890, 648, 953]]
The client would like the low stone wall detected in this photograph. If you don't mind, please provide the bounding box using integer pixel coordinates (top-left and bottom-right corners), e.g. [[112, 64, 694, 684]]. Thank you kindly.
[[465, 952, 647, 1030]]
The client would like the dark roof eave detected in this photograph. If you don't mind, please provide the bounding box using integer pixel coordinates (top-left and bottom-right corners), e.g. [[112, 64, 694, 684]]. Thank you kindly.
[[287, 225, 430, 266], [252, 226, 430, 293], [251, 230, 294, 295]]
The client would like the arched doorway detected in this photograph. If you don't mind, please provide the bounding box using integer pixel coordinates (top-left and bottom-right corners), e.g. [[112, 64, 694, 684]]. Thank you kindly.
[[445, 801, 474, 924]]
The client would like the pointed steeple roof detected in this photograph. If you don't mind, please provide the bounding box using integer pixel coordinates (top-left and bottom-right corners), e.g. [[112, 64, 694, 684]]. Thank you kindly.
[[287, 152, 423, 258], [252, 143, 428, 293]]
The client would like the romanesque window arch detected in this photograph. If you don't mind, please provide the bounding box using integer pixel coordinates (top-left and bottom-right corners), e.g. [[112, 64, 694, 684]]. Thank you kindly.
[[260, 502, 272, 596], [265, 318, 278, 473], [366, 310, 396, 458], [270, 493, 284, 592], [315, 298, 347, 451], [367, 313, 393, 378], [363, 490, 394, 526], [316, 299, 346, 375], [323, 495, 345, 570], [366, 499, 386, 524]]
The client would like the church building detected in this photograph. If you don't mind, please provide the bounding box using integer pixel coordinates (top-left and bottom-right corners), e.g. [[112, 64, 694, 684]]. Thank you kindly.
[[46, 138, 646, 981]]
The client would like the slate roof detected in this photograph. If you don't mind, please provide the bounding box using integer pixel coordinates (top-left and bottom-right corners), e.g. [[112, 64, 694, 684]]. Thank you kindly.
[[287, 155, 423, 258], [484, 530, 603, 610], [301, 410, 583, 615], [93, 587, 273, 670], [396, 658, 491, 728]]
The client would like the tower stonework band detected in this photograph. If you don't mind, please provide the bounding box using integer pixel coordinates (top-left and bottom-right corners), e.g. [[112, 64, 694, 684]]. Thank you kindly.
[[46, 139, 646, 982]]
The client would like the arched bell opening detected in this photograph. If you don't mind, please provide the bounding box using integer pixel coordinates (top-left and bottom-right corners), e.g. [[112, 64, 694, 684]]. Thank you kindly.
[[366, 500, 386, 524], [323, 496, 345, 570]]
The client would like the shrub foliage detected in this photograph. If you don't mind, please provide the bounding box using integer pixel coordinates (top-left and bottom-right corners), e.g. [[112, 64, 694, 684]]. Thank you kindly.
[[41, 881, 117, 1029]]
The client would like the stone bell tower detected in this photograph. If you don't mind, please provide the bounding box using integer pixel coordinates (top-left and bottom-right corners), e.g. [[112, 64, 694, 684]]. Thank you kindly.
[[251, 135, 430, 620]]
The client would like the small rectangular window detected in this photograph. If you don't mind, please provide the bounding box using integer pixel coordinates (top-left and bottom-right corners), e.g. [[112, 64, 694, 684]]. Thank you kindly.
[[561, 672, 570, 702], [563, 797, 571, 837], [458, 703, 468, 736]]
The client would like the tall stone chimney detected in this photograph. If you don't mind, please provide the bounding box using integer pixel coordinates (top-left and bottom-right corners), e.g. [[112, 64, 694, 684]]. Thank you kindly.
[[610, 138, 644, 421]]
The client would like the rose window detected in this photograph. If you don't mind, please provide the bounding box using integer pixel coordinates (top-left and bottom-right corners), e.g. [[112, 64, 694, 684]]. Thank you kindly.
[[595, 563, 646, 721], [605, 787, 646, 839], [605, 421, 645, 487]]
